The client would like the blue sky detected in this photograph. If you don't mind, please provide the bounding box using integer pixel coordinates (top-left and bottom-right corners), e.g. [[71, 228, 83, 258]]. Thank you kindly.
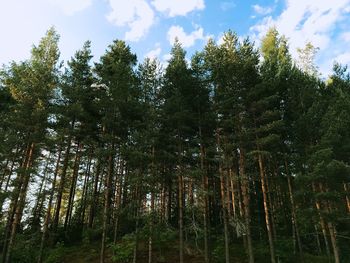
[[1, 0, 350, 76]]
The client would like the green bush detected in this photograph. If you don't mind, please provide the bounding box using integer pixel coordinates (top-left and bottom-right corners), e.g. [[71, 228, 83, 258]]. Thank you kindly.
[[44, 242, 67, 263], [111, 234, 135, 263]]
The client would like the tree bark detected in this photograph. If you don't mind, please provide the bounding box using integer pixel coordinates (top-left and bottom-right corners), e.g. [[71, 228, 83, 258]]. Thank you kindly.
[[285, 161, 303, 261], [4, 142, 35, 263], [64, 141, 82, 229], [257, 153, 276, 263], [100, 143, 115, 263], [53, 136, 72, 231], [219, 166, 230, 263], [38, 146, 62, 263], [239, 148, 254, 263], [178, 173, 184, 263]]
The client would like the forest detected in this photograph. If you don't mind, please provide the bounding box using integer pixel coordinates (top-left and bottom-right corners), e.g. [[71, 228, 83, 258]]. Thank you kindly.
[[0, 27, 349, 263]]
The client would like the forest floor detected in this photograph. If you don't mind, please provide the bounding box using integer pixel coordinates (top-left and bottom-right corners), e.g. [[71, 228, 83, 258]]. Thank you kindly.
[[61, 245, 210, 263]]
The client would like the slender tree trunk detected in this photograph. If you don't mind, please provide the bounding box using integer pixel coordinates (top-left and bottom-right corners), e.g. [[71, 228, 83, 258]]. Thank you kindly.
[[239, 148, 254, 263], [32, 154, 51, 227], [0, 159, 10, 189], [113, 160, 124, 244], [0, 149, 18, 221], [219, 166, 230, 263], [100, 143, 115, 263], [343, 183, 350, 213], [5, 142, 35, 263], [327, 221, 340, 263], [81, 153, 93, 226], [257, 153, 276, 263], [64, 141, 81, 229], [148, 191, 155, 263], [53, 136, 72, 231], [312, 183, 331, 259], [178, 173, 184, 263], [148, 146, 156, 263], [320, 184, 340, 263], [314, 224, 322, 254], [2, 143, 31, 263], [38, 146, 62, 263], [200, 141, 210, 263], [88, 159, 102, 228], [285, 161, 303, 261]]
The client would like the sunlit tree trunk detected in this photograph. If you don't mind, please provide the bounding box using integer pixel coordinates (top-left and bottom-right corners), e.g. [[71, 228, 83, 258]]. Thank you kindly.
[[257, 153, 276, 263]]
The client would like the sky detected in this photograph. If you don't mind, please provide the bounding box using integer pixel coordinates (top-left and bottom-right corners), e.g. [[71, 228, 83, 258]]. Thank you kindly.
[[0, 0, 350, 77]]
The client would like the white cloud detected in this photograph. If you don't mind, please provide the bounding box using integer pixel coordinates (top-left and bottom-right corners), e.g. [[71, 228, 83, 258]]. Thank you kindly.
[[220, 1, 236, 11], [106, 0, 154, 41], [334, 52, 350, 65], [167, 25, 209, 48], [145, 43, 162, 59], [151, 0, 205, 17], [252, 4, 273, 15], [250, 0, 350, 76], [341, 32, 350, 41], [48, 0, 92, 15]]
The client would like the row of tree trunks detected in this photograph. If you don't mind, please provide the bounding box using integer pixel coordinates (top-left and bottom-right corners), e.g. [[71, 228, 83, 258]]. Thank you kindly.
[[38, 146, 62, 263], [64, 141, 82, 229], [53, 135, 73, 231], [285, 160, 303, 260], [3, 142, 35, 263], [239, 148, 254, 263], [0, 147, 20, 221]]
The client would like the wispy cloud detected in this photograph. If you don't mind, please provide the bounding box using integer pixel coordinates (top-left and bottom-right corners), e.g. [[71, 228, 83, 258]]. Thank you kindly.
[[106, 0, 154, 42], [151, 0, 205, 17], [252, 4, 273, 15], [167, 25, 210, 48], [220, 1, 236, 11], [49, 0, 92, 16], [334, 52, 350, 65], [145, 43, 162, 59], [341, 31, 350, 41]]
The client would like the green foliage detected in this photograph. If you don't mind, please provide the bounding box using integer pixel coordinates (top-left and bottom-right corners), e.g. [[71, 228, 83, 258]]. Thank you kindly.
[[44, 242, 67, 263], [111, 234, 135, 263], [1, 26, 350, 263]]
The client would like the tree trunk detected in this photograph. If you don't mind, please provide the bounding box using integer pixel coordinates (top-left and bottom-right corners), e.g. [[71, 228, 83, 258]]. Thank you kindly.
[[38, 146, 62, 263], [80, 152, 93, 226], [257, 153, 276, 263], [312, 183, 331, 259], [2, 143, 31, 262], [0, 149, 18, 221], [4, 142, 35, 263], [285, 161, 303, 261], [239, 148, 254, 263], [53, 136, 72, 230], [219, 166, 230, 263], [200, 140, 210, 263], [64, 141, 82, 229], [100, 143, 115, 263], [343, 183, 350, 213], [178, 173, 184, 263], [88, 158, 102, 228], [148, 191, 155, 263], [32, 154, 51, 228]]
